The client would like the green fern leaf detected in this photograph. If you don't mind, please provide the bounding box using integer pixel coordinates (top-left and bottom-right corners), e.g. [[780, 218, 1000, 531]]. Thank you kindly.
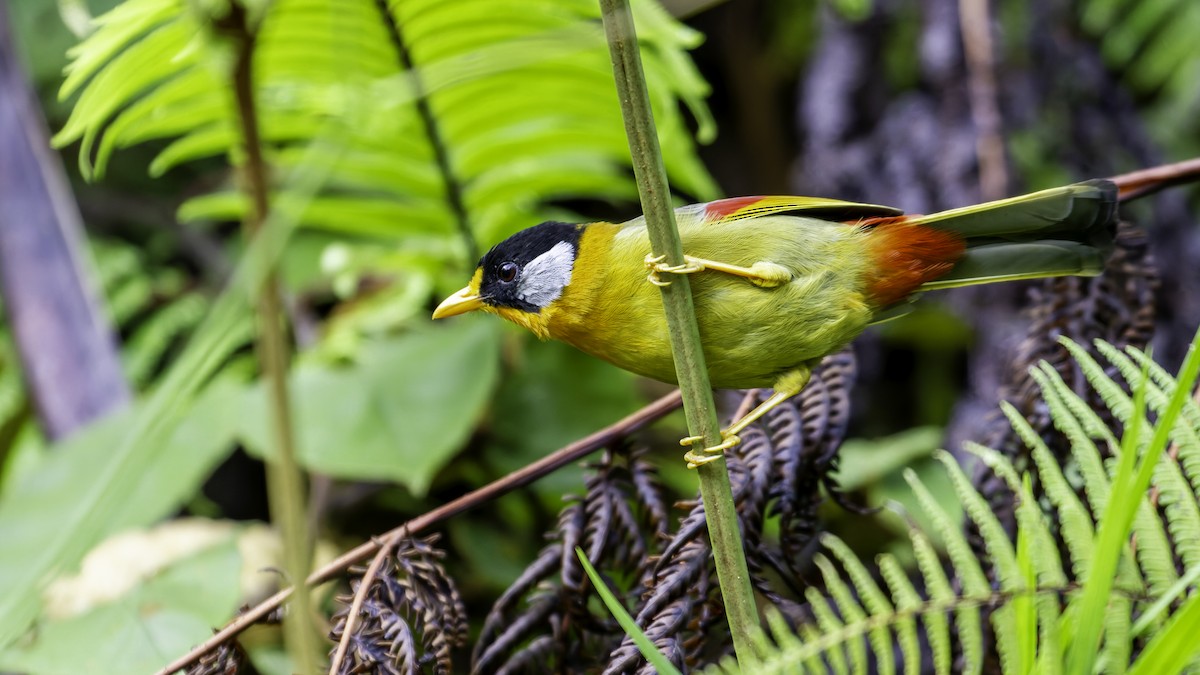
[[814, 554, 871, 674], [55, 0, 719, 285], [935, 450, 1022, 674], [799, 622, 832, 674], [1097, 348, 1200, 570], [1124, 346, 1200, 429], [1000, 401, 1094, 580], [1124, 347, 1200, 501], [904, 470, 986, 675], [805, 587, 852, 675], [1032, 365, 1113, 516], [966, 444, 1067, 588], [906, 526, 953, 675], [877, 553, 923, 675], [1036, 347, 1119, 445], [1059, 342, 1182, 594], [823, 535, 896, 675], [971, 446, 1071, 672]]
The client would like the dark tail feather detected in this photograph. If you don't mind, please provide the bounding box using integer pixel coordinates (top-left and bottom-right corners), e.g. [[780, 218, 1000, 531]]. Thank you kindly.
[[915, 179, 1118, 290]]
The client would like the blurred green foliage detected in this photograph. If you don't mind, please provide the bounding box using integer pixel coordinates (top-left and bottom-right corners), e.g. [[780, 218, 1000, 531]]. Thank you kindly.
[[1, 529, 242, 675], [0, 0, 717, 661], [240, 318, 502, 495], [0, 0, 1196, 670]]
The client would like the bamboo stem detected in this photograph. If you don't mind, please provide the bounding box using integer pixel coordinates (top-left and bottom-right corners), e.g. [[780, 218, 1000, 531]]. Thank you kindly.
[[597, 0, 759, 665], [227, 5, 320, 672]]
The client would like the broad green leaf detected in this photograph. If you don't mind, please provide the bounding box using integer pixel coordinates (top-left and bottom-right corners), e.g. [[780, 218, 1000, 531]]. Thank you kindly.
[[0, 134, 330, 649], [486, 337, 642, 494], [239, 318, 501, 495], [0, 522, 241, 675], [835, 426, 942, 491], [0, 378, 243, 646]]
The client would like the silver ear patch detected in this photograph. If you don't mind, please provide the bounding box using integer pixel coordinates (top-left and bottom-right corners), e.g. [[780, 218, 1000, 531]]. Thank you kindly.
[[517, 241, 575, 308]]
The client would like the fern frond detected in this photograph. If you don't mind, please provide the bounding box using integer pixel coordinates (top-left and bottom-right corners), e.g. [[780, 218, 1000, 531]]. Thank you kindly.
[[738, 332, 1200, 675], [903, 469, 986, 675], [907, 525, 953, 675], [823, 536, 896, 675], [966, 444, 1067, 588], [1125, 348, 1200, 508], [876, 553, 922, 675], [1001, 400, 1094, 580], [936, 449, 1024, 674], [813, 554, 871, 674], [1031, 359, 1151, 627], [1124, 346, 1200, 438], [1098, 345, 1200, 571], [55, 0, 718, 277], [1058, 341, 1183, 594], [971, 446, 1066, 673], [712, 588, 1075, 675], [1032, 364, 1113, 516], [798, 622, 831, 674], [804, 586, 852, 675]]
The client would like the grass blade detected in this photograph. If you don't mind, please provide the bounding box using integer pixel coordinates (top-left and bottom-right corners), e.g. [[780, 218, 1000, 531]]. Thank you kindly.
[[575, 547, 682, 675]]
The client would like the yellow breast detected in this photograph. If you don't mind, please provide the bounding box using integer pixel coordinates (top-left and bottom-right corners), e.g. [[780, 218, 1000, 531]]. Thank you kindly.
[[542, 218, 874, 388]]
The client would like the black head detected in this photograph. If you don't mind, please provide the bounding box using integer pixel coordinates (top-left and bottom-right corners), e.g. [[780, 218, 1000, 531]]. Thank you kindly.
[[477, 221, 584, 313]]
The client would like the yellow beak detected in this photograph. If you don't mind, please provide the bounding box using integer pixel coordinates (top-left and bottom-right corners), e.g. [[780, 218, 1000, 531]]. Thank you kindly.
[[432, 286, 484, 319]]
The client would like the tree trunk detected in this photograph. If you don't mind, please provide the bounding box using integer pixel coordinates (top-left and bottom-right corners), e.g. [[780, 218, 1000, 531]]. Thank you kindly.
[[0, 4, 130, 440]]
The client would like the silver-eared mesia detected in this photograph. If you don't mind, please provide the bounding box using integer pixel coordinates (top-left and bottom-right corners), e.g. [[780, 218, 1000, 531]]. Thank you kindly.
[[434, 181, 1117, 467]]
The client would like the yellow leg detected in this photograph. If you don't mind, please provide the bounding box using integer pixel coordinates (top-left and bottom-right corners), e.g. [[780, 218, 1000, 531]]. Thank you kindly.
[[682, 366, 813, 468], [644, 254, 792, 288]]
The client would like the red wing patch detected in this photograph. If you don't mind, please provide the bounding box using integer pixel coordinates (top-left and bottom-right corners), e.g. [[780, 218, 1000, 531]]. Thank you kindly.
[[699, 195, 904, 225], [704, 196, 767, 219]]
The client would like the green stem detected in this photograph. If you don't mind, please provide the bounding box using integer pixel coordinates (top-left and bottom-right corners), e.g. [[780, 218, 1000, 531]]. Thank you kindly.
[[228, 5, 320, 672], [597, 0, 759, 665]]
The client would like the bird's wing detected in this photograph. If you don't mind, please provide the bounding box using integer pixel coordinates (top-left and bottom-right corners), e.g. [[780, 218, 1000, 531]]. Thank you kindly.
[[692, 196, 903, 226]]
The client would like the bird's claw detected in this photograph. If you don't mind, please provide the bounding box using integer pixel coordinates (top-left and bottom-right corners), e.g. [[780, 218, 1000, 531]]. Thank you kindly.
[[645, 254, 704, 287], [680, 431, 741, 469]]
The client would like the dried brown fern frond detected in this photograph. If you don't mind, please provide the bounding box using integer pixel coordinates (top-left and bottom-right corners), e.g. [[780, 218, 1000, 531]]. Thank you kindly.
[[329, 535, 467, 675], [605, 465, 723, 674], [473, 450, 668, 674], [608, 349, 858, 674], [981, 222, 1157, 459], [184, 637, 253, 675], [772, 349, 857, 573], [474, 350, 858, 674], [972, 223, 1159, 544], [185, 602, 284, 675]]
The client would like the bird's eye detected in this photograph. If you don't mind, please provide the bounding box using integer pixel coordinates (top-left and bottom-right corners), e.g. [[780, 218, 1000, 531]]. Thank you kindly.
[[498, 262, 518, 283]]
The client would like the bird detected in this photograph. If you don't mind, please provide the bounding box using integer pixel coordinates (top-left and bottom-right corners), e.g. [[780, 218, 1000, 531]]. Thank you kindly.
[[433, 180, 1118, 467]]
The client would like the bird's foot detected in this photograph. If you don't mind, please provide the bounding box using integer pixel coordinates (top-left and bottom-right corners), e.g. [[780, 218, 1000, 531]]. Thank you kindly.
[[644, 254, 704, 287], [680, 431, 741, 469]]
